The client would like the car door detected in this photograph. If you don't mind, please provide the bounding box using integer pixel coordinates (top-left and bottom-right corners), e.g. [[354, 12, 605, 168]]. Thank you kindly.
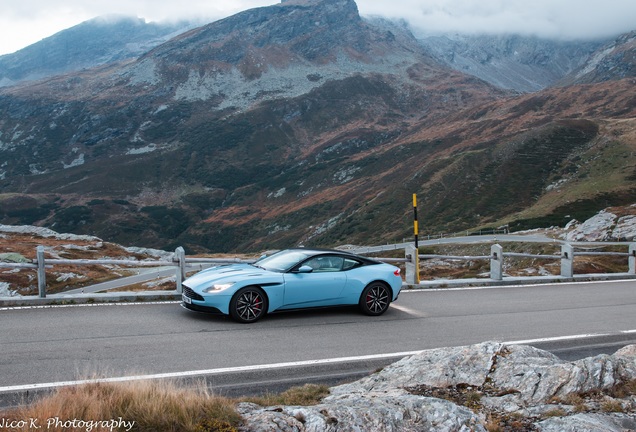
[[282, 255, 347, 308]]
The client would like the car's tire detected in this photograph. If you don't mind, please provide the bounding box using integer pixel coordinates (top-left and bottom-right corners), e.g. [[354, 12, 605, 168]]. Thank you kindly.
[[359, 282, 391, 316], [229, 286, 268, 323]]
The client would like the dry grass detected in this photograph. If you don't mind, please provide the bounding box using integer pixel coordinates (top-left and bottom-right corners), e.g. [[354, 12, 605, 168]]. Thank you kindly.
[[609, 378, 636, 398], [4, 380, 242, 432], [542, 408, 567, 418], [563, 393, 587, 413], [242, 384, 329, 407], [2, 381, 330, 432], [600, 399, 625, 413]]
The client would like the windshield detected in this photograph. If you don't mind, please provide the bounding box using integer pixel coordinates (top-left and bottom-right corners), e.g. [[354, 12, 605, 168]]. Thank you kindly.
[[255, 250, 311, 273]]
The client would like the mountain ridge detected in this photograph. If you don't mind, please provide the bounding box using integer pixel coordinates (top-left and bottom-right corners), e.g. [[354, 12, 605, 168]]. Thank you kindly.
[[0, 15, 197, 88], [0, 0, 635, 253]]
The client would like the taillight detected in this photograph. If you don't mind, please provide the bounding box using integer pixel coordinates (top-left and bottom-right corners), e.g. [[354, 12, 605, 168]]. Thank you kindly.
[[394, 268, 401, 277]]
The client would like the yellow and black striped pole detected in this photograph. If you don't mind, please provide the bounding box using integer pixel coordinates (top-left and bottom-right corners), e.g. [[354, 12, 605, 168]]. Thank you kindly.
[[413, 194, 419, 249], [413, 194, 420, 283]]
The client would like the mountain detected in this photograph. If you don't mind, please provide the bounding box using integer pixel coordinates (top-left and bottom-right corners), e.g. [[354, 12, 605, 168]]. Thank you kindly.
[[558, 31, 636, 86], [417, 34, 606, 93], [0, 0, 635, 253], [0, 15, 196, 87]]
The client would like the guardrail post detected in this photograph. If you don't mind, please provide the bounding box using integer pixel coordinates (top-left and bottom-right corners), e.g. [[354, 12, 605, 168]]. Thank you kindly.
[[175, 246, 186, 294], [405, 244, 419, 284], [36, 245, 46, 298], [629, 243, 636, 275], [490, 244, 503, 280], [561, 243, 574, 277]]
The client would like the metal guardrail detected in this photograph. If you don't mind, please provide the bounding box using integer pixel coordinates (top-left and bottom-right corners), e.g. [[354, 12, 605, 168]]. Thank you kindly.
[[0, 246, 253, 298], [1, 239, 635, 297], [414, 243, 636, 284]]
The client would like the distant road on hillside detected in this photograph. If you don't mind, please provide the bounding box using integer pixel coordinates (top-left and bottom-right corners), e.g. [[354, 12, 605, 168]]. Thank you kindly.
[[347, 233, 560, 254], [63, 264, 210, 294]]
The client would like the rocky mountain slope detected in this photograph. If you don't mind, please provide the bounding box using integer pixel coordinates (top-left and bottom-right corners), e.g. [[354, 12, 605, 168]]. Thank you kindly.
[[417, 34, 605, 93], [559, 31, 636, 86], [0, 0, 635, 253], [0, 16, 195, 88]]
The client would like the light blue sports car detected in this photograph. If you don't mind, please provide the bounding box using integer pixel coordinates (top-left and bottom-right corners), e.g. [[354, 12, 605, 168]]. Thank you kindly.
[[181, 248, 403, 323]]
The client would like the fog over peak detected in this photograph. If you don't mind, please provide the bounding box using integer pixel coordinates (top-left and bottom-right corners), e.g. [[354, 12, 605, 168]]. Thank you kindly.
[[357, 0, 636, 41], [1, 0, 635, 55]]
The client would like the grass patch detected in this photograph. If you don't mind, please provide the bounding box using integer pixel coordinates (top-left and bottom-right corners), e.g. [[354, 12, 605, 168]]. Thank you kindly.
[[610, 379, 636, 398], [484, 412, 536, 432], [542, 408, 567, 418], [242, 384, 329, 407], [563, 393, 587, 412], [600, 399, 625, 413], [2, 381, 330, 432]]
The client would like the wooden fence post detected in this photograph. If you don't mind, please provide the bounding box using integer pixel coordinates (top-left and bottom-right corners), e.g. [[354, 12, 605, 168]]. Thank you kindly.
[[36, 245, 46, 298]]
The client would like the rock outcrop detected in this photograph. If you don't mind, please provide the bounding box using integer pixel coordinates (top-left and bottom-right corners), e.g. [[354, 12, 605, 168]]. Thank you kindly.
[[418, 34, 604, 92], [560, 31, 636, 86], [565, 208, 636, 242], [238, 342, 636, 431]]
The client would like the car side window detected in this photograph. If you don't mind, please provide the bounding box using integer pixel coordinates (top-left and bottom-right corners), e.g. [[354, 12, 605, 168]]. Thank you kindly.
[[342, 258, 360, 270], [304, 256, 344, 272]]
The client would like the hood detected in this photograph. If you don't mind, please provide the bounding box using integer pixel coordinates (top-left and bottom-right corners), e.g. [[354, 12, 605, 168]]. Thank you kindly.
[[183, 263, 280, 290]]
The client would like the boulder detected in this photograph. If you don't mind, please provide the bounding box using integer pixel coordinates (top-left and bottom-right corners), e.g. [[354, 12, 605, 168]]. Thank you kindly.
[[0, 252, 29, 263], [238, 342, 636, 431]]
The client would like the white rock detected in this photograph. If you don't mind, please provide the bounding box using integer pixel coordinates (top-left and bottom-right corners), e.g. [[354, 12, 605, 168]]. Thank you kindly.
[[537, 413, 636, 432], [565, 211, 616, 241], [238, 342, 636, 432]]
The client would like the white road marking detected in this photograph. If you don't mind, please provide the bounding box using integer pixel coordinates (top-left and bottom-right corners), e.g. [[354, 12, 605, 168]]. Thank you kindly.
[[0, 351, 421, 393], [389, 303, 425, 316], [0, 301, 181, 312], [2, 330, 634, 394]]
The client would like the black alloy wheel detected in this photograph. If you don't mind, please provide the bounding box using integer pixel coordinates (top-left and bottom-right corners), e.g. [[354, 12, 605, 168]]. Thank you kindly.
[[230, 287, 268, 323], [359, 282, 391, 316]]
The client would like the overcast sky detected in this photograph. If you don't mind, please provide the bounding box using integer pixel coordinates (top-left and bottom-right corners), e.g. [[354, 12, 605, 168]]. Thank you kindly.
[[1, 0, 635, 55]]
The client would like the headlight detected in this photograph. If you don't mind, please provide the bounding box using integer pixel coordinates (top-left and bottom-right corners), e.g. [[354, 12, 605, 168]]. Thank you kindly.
[[203, 282, 235, 293]]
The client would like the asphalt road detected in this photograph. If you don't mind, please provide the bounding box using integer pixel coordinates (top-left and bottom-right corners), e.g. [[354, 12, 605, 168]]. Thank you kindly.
[[1, 279, 635, 405]]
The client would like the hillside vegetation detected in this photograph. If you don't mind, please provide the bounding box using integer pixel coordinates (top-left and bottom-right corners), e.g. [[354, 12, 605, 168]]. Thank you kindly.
[[0, 0, 635, 253]]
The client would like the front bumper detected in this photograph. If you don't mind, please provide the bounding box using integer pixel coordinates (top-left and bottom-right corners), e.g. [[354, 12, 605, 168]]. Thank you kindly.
[[181, 286, 232, 315], [181, 301, 223, 315]]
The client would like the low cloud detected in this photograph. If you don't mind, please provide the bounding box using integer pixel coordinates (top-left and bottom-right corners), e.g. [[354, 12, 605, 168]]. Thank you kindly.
[[0, 0, 277, 55], [356, 0, 636, 41], [1, 0, 635, 55]]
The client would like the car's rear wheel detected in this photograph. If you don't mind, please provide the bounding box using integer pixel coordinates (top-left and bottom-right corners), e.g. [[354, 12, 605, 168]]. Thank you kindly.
[[359, 282, 391, 316], [229, 286, 268, 323]]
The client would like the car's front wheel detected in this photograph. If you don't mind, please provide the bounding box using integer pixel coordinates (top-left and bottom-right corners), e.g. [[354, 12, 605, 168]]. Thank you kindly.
[[359, 282, 391, 316], [229, 287, 268, 323]]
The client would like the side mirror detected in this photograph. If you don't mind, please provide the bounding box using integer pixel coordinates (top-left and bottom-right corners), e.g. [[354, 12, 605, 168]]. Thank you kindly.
[[297, 265, 313, 273]]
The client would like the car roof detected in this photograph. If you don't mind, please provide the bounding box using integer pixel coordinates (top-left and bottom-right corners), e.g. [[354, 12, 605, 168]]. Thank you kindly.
[[285, 247, 381, 263]]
